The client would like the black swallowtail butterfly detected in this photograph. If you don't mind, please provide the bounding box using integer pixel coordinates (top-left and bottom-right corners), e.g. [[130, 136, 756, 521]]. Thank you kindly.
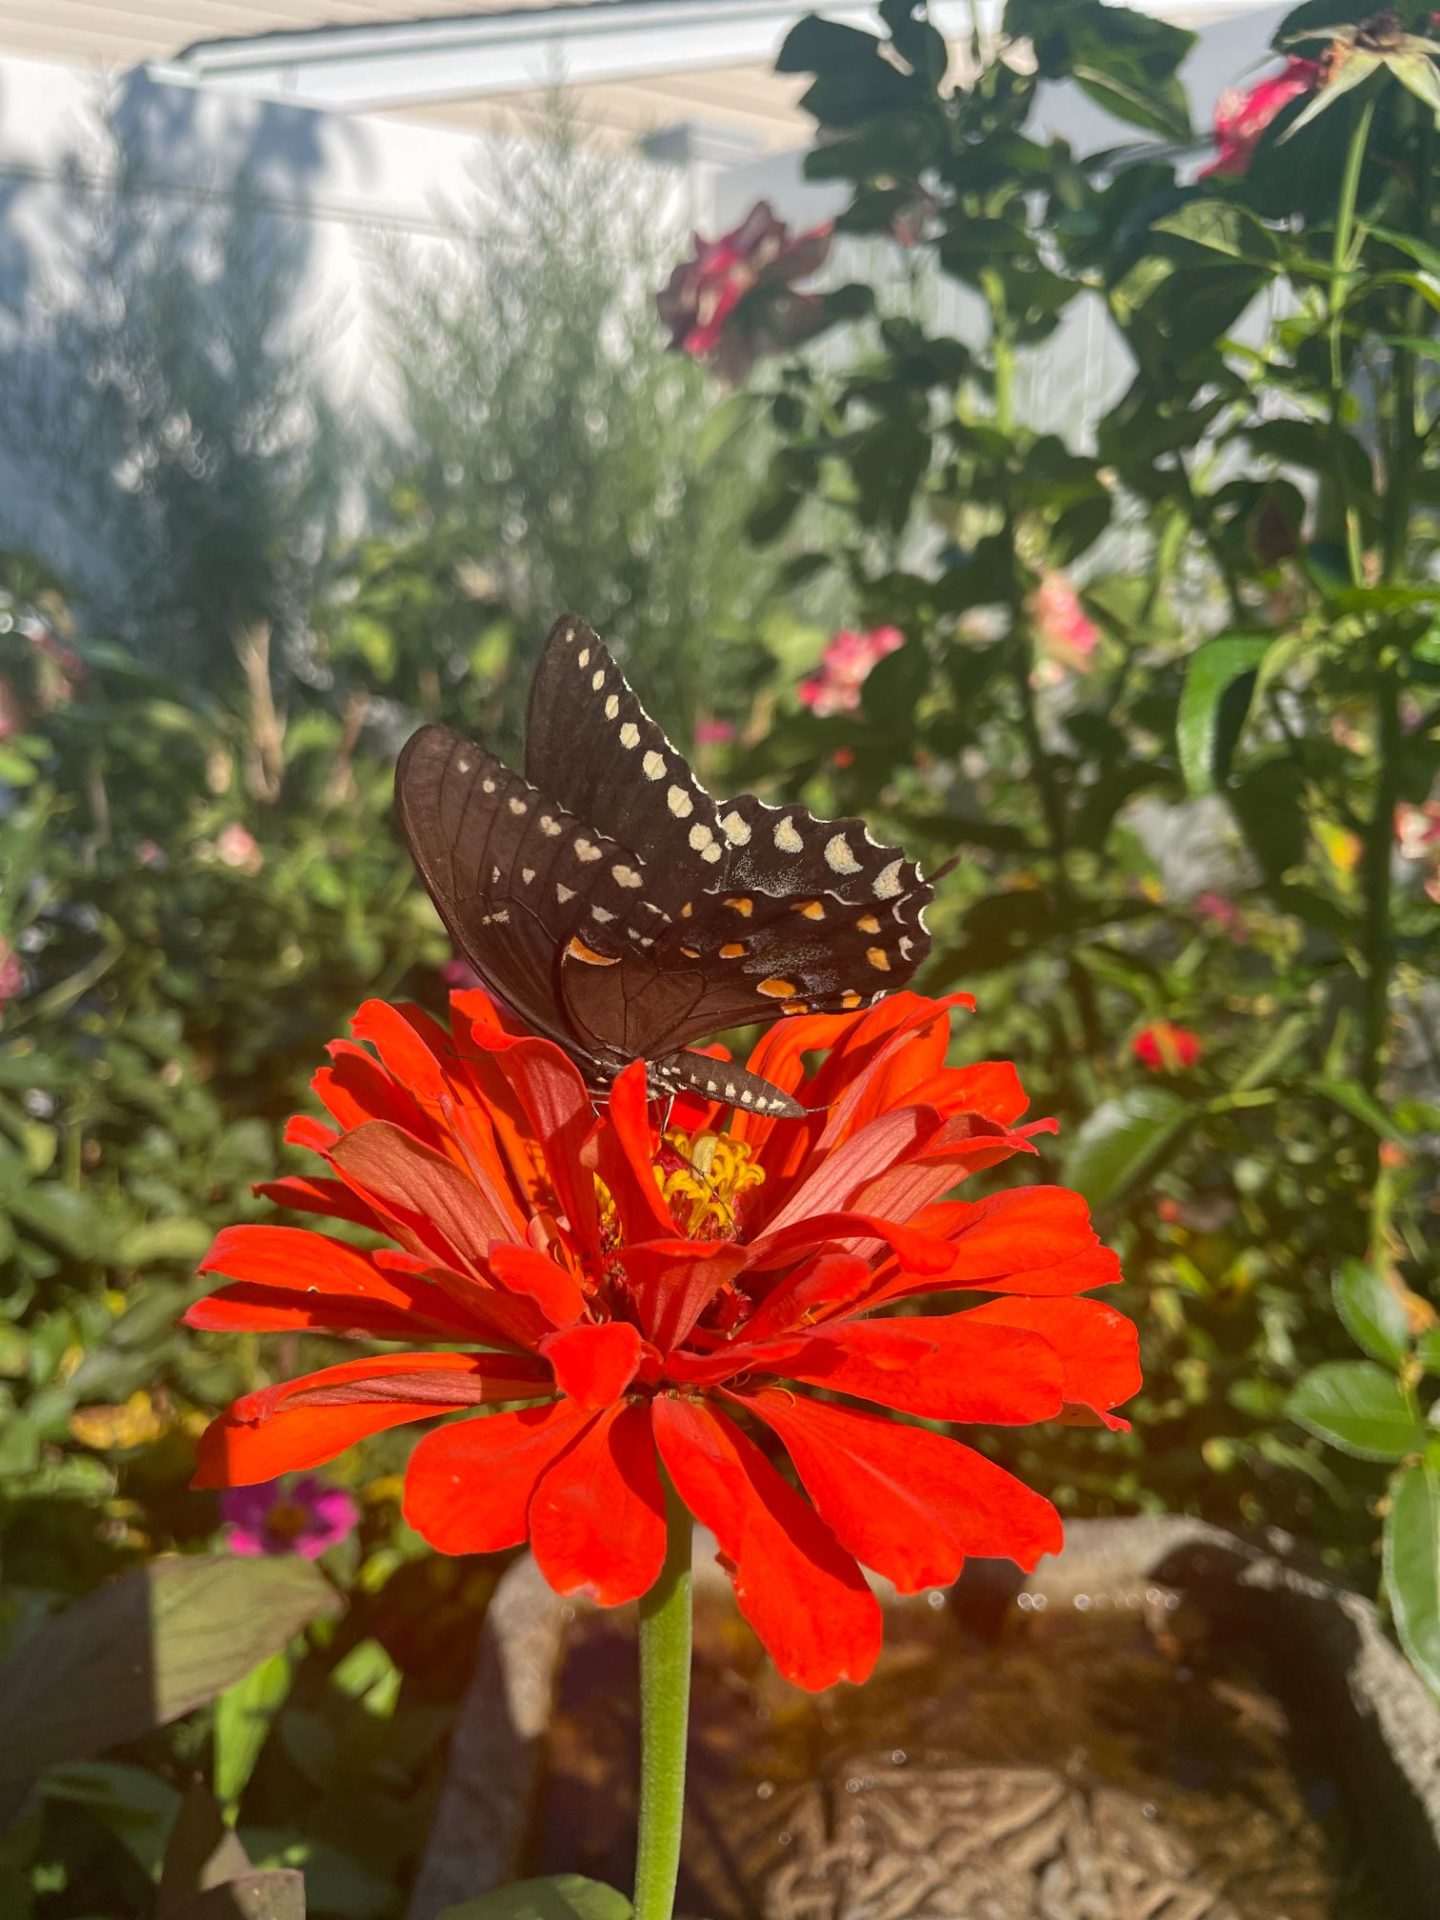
[[396, 615, 938, 1120]]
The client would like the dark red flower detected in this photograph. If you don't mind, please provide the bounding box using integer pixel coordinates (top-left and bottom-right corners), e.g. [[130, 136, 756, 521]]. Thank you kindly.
[[1133, 1022, 1203, 1071], [188, 990, 1138, 1690], [1200, 57, 1324, 178], [657, 201, 833, 383]]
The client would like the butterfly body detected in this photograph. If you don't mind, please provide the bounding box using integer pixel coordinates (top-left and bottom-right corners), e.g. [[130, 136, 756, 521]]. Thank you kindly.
[[396, 616, 938, 1118]]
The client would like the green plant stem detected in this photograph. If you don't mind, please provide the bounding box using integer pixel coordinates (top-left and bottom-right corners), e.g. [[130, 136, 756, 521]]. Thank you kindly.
[[632, 1474, 693, 1920], [1328, 93, 1377, 587]]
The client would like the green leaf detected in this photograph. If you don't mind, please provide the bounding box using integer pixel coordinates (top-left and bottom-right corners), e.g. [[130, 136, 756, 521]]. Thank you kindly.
[[1334, 1261, 1412, 1368], [439, 1877, 634, 1920], [1177, 635, 1272, 795], [1385, 1459, 1440, 1699], [1308, 1075, 1405, 1141], [0, 1555, 340, 1783], [1063, 1088, 1192, 1215], [1418, 1329, 1440, 1376], [1151, 200, 1279, 263], [214, 1652, 292, 1819], [1288, 1362, 1424, 1462]]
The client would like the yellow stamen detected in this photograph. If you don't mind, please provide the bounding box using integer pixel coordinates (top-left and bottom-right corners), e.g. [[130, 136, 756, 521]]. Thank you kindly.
[[658, 1130, 765, 1237]]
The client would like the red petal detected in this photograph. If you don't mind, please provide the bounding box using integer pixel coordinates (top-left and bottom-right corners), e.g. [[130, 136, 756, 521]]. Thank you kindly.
[[193, 1352, 548, 1486], [529, 1402, 666, 1604], [331, 1120, 527, 1266], [540, 1322, 645, 1408], [285, 1114, 338, 1153], [962, 1296, 1140, 1426], [739, 1388, 1061, 1584], [350, 998, 450, 1101], [877, 1187, 1121, 1302], [617, 1240, 746, 1352], [744, 1211, 953, 1276], [846, 1113, 1038, 1222], [404, 1400, 597, 1555], [778, 1314, 1063, 1424], [736, 1253, 874, 1346], [187, 1225, 476, 1340], [486, 1242, 588, 1328], [588, 1062, 675, 1240], [947, 1061, 1029, 1125], [757, 1108, 935, 1235], [253, 1174, 391, 1236], [653, 1396, 880, 1690]]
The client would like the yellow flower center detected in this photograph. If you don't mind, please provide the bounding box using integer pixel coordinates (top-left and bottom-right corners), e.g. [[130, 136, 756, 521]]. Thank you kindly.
[[658, 1130, 765, 1238]]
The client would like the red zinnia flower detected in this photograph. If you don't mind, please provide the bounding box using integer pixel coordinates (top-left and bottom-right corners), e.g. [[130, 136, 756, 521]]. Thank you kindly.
[[189, 990, 1138, 1690], [1200, 57, 1323, 178], [1133, 1021, 1203, 1071]]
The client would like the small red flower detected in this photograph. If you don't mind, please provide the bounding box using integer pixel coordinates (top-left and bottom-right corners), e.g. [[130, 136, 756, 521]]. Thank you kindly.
[[188, 990, 1138, 1690], [799, 626, 905, 717], [657, 201, 833, 384], [1200, 57, 1323, 178], [1133, 1022, 1203, 1072]]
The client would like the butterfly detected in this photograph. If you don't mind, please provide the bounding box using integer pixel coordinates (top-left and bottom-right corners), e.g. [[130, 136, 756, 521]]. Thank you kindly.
[[395, 615, 939, 1120]]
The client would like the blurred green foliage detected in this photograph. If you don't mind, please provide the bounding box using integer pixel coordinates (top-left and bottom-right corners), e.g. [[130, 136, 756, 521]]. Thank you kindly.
[[2, 2, 1440, 1912]]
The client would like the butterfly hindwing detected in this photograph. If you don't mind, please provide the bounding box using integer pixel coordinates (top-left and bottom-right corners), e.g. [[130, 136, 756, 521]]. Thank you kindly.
[[396, 723, 675, 1062], [524, 616, 724, 912]]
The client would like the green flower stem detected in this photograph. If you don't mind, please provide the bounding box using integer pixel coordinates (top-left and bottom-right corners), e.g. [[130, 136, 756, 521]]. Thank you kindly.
[[632, 1475, 693, 1920], [1328, 91, 1377, 588]]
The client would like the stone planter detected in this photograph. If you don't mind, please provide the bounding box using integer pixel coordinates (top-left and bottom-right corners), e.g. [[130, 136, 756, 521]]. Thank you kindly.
[[407, 1517, 1440, 1920]]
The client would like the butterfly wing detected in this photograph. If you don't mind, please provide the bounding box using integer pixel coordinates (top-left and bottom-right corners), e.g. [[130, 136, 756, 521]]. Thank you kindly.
[[523, 616, 729, 912], [396, 723, 676, 1066]]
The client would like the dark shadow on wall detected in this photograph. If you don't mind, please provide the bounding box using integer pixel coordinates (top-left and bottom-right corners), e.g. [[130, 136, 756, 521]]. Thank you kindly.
[[0, 65, 352, 685]]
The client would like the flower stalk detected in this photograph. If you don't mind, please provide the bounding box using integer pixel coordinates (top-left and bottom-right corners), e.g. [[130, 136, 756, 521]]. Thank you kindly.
[[633, 1473, 694, 1920]]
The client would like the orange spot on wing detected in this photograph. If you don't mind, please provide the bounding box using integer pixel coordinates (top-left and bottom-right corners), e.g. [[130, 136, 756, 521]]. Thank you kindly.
[[566, 936, 620, 968], [857, 914, 881, 934], [757, 977, 797, 998], [793, 900, 825, 920], [720, 942, 746, 959], [725, 897, 754, 917], [866, 948, 891, 972]]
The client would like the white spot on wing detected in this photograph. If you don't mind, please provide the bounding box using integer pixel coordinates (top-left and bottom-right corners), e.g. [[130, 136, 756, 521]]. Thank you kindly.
[[642, 750, 666, 781], [557, 884, 575, 903], [578, 648, 591, 668], [591, 905, 614, 923], [825, 833, 861, 875], [720, 809, 751, 846], [667, 785, 693, 819], [612, 865, 643, 888], [521, 868, 535, 885], [605, 695, 620, 720], [574, 838, 602, 863], [619, 723, 640, 750], [688, 823, 716, 853], [874, 858, 904, 899], [540, 815, 562, 837], [508, 797, 528, 816], [591, 670, 606, 692], [774, 817, 803, 853]]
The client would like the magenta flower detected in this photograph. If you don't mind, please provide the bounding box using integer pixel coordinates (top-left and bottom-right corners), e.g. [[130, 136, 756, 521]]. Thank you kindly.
[[693, 718, 736, 746], [798, 626, 904, 717], [0, 679, 21, 741], [1193, 891, 1248, 943], [215, 824, 263, 874], [0, 938, 24, 1019], [1200, 57, 1323, 178], [220, 1475, 359, 1559]]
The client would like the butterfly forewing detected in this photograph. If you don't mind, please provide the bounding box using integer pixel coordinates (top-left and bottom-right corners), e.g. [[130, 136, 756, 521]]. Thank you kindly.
[[524, 617, 725, 910]]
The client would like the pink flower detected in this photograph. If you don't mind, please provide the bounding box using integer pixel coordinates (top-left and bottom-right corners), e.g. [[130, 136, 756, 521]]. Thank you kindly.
[[1193, 891, 1247, 943], [0, 679, 21, 741], [798, 626, 904, 718], [0, 937, 23, 1014], [220, 1475, 358, 1559], [657, 201, 833, 383], [215, 824, 263, 874], [1029, 575, 1100, 673], [694, 719, 736, 746], [135, 840, 167, 871], [1133, 1022, 1203, 1072], [1396, 800, 1440, 904], [1200, 57, 1324, 178]]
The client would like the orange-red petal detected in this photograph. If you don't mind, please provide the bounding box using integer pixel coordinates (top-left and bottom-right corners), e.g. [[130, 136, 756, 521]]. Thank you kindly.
[[529, 1401, 666, 1604], [739, 1388, 1062, 1586], [776, 1313, 1064, 1424], [192, 1351, 549, 1486], [961, 1295, 1140, 1427], [653, 1395, 880, 1691], [540, 1322, 646, 1408], [187, 1225, 478, 1341], [404, 1400, 597, 1555]]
